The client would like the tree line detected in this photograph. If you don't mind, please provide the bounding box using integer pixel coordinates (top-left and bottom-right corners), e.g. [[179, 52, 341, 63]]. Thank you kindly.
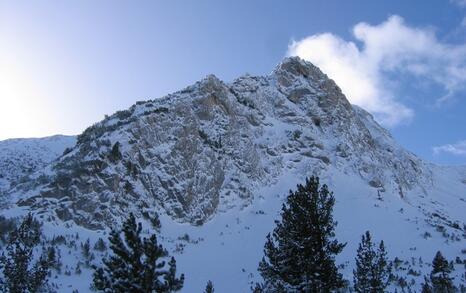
[[0, 177, 461, 292], [253, 177, 459, 293]]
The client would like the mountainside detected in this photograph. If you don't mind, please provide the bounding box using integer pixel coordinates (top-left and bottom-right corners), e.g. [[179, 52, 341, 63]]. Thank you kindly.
[[6, 57, 439, 227], [0, 135, 76, 195], [1, 57, 465, 292]]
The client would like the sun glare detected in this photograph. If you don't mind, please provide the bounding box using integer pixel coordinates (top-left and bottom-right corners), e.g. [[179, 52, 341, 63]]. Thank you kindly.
[[0, 57, 50, 140]]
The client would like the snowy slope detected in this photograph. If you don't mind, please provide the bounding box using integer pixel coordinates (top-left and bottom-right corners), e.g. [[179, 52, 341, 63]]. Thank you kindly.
[[5, 57, 437, 228], [0, 135, 76, 195], [10, 167, 464, 292], [1, 57, 465, 292]]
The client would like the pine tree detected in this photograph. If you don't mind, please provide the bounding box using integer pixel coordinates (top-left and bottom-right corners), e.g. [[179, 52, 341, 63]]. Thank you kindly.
[[109, 141, 122, 162], [162, 256, 184, 292], [373, 240, 390, 291], [93, 238, 107, 252], [150, 212, 162, 231], [75, 262, 82, 275], [81, 238, 94, 267], [47, 246, 62, 273], [0, 214, 50, 293], [430, 251, 455, 293], [82, 238, 91, 259], [353, 231, 391, 293], [251, 283, 265, 293], [354, 231, 375, 293], [258, 177, 346, 292], [421, 277, 433, 293], [92, 213, 184, 292], [204, 280, 214, 293]]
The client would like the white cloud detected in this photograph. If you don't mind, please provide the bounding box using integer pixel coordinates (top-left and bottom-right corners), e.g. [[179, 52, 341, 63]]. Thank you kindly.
[[433, 140, 466, 156], [288, 15, 466, 126], [452, 0, 466, 8]]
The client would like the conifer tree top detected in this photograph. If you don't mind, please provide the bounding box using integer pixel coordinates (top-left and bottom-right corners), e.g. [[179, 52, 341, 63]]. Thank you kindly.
[[258, 176, 346, 292]]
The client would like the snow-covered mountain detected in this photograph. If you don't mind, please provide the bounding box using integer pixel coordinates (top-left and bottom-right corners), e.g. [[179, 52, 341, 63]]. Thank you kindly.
[[0, 135, 76, 195], [1, 57, 465, 292]]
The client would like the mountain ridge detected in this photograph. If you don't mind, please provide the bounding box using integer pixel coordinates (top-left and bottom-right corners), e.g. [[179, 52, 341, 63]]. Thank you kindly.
[[0, 135, 76, 196], [1, 57, 465, 292], [4, 57, 463, 228]]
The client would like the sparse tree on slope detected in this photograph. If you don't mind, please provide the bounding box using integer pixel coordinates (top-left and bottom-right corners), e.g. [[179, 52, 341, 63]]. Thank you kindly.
[[430, 251, 455, 293], [0, 214, 50, 293], [93, 237, 107, 252], [92, 213, 184, 293], [251, 282, 265, 293], [373, 240, 390, 291], [258, 176, 346, 292], [204, 280, 214, 293], [421, 277, 433, 293], [109, 141, 122, 162], [353, 231, 391, 293], [163, 256, 184, 292]]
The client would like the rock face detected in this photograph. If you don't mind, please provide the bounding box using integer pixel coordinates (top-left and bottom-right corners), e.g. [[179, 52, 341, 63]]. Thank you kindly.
[[7, 57, 433, 229]]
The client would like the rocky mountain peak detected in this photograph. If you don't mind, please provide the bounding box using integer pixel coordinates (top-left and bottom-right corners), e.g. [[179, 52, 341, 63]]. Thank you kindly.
[[5, 58, 433, 230], [274, 56, 321, 78], [1, 58, 465, 293], [272, 56, 353, 118]]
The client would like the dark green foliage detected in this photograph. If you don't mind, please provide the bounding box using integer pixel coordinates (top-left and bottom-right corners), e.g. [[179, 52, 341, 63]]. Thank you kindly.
[[204, 280, 214, 293], [123, 181, 134, 193], [82, 238, 94, 267], [460, 283, 466, 293], [353, 231, 374, 293], [258, 177, 346, 292], [353, 231, 391, 293], [109, 141, 122, 162], [115, 109, 133, 120], [52, 171, 72, 188], [125, 160, 139, 178], [47, 246, 62, 273], [93, 238, 107, 252], [51, 235, 66, 245], [430, 251, 455, 293], [92, 213, 184, 292], [0, 214, 50, 293], [77, 123, 106, 145], [75, 262, 82, 275], [150, 212, 162, 231], [82, 238, 91, 259], [163, 257, 184, 292], [251, 283, 265, 293], [230, 87, 256, 109], [141, 211, 162, 231], [198, 130, 222, 149], [292, 129, 302, 140], [143, 107, 169, 116], [397, 276, 407, 289], [62, 147, 73, 156], [421, 277, 433, 293], [0, 216, 17, 243], [198, 129, 208, 141], [77, 107, 136, 145]]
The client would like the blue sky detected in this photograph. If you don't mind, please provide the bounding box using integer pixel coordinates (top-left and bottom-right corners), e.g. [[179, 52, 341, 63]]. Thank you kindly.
[[0, 0, 465, 165]]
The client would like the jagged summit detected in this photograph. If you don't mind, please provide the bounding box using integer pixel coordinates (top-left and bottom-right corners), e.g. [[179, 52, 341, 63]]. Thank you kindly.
[[274, 56, 322, 76], [1, 58, 465, 292], [273, 56, 329, 84], [76, 56, 348, 149], [2, 58, 457, 232]]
